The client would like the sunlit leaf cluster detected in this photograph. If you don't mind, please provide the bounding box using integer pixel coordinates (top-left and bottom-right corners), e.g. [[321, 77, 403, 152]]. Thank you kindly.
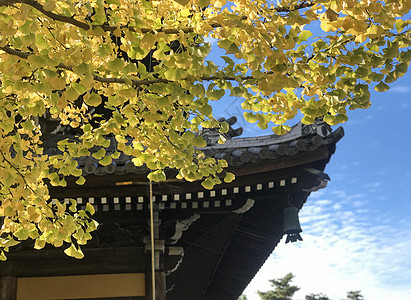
[[0, 0, 410, 257]]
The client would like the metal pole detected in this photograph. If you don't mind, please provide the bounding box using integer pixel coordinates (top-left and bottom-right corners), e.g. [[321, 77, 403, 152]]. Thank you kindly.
[[149, 181, 156, 300]]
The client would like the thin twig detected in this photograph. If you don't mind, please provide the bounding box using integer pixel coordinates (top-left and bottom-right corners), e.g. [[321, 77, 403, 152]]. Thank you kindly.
[[0, 149, 61, 220], [0, 150, 38, 196], [38, 17, 69, 50]]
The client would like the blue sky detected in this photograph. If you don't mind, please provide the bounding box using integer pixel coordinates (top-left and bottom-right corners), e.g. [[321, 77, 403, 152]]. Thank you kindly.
[[217, 65, 411, 300], [206, 38, 411, 299]]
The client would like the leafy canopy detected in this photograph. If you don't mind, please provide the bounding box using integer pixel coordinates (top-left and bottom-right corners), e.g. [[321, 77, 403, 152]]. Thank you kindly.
[[346, 291, 364, 300], [305, 293, 331, 300], [258, 272, 300, 300], [0, 0, 410, 258], [257, 273, 359, 300]]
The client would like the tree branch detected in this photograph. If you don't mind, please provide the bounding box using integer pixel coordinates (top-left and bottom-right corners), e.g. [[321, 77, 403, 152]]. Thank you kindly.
[[0, 45, 30, 59], [0, 0, 90, 29], [270, 1, 314, 13], [0, 0, 314, 35], [0, 45, 260, 86], [0, 150, 39, 197]]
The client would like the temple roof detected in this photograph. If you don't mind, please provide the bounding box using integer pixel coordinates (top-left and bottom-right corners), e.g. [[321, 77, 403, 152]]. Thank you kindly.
[[42, 119, 343, 177], [3, 119, 344, 300]]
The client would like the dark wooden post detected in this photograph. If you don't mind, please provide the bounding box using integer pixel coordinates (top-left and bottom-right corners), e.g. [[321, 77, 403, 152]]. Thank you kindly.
[[145, 271, 166, 300], [0, 276, 17, 300]]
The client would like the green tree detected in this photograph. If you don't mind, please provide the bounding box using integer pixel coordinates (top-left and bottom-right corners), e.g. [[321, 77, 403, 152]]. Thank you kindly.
[[258, 273, 300, 300], [0, 0, 410, 259], [305, 293, 331, 300], [238, 295, 248, 300], [346, 291, 364, 300]]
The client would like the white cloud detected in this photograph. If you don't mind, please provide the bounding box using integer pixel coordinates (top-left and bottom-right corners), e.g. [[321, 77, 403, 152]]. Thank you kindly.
[[242, 194, 411, 300], [328, 190, 365, 205], [352, 200, 366, 207], [337, 164, 348, 170], [361, 182, 382, 193], [363, 182, 381, 189], [309, 190, 326, 199], [389, 86, 411, 93], [315, 200, 332, 206]]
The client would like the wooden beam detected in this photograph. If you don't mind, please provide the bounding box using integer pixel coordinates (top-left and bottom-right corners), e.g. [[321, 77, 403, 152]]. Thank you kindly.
[[17, 274, 145, 300], [0, 276, 17, 300], [2, 247, 146, 277]]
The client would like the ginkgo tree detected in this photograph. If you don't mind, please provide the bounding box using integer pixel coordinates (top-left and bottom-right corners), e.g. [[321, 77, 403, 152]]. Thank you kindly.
[[0, 0, 410, 259]]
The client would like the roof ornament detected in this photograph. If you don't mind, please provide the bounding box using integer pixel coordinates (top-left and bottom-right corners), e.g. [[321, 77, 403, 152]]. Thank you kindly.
[[168, 213, 201, 245], [283, 206, 303, 243], [200, 116, 243, 146], [233, 198, 255, 214], [301, 118, 332, 137]]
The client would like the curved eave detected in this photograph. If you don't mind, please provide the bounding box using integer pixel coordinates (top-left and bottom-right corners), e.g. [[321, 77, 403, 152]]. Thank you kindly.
[[43, 123, 343, 179]]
